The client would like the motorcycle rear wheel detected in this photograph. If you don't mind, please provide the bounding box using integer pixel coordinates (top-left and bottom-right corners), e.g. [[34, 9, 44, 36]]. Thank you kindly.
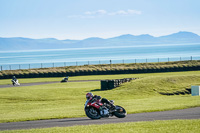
[[85, 107, 101, 119], [113, 105, 127, 118]]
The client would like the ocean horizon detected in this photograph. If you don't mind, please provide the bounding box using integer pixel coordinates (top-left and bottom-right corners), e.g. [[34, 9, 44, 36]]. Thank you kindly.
[[0, 43, 200, 70]]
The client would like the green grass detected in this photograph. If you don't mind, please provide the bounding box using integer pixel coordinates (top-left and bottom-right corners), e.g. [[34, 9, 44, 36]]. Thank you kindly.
[[0, 71, 200, 123], [1, 119, 200, 133]]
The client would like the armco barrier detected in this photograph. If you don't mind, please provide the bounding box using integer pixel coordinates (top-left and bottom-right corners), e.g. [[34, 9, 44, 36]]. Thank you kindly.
[[0, 65, 200, 79]]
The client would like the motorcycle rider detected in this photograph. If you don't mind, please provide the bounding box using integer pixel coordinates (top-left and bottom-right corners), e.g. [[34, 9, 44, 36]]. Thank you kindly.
[[61, 76, 69, 82], [12, 76, 17, 86], [86, 92, 116, 111]]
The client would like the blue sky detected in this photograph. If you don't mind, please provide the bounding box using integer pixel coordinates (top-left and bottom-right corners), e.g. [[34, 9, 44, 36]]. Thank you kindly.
[[0, 0, 200, 40]]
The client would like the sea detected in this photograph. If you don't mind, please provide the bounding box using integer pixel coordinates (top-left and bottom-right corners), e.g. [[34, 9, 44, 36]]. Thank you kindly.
[[0, 43, 200, 70]]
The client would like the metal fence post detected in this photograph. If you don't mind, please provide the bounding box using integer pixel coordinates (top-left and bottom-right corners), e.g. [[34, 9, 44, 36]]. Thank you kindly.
[[1, 55, 198, 71]]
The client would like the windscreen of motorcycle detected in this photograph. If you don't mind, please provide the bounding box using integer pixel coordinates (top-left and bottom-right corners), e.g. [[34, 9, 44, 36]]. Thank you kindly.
[[84, 100, 89, 108]]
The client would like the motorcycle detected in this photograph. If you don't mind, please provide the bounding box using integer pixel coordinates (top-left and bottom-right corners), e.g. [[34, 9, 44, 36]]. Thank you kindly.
[[84, 99, 126, 119], [61, 76, 69, 83], [11, 79, 20, 86]]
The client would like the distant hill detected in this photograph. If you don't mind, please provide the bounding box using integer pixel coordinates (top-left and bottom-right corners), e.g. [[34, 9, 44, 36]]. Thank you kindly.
[[0, 31, 200, 51], [158, 31, 200, 43]]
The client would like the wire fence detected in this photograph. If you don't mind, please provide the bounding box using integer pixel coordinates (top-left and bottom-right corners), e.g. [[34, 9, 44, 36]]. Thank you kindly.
[[0, 56, 199, 71]]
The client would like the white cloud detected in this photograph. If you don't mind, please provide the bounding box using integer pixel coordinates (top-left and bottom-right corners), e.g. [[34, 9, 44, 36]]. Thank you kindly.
[[84, 10, 107, 15], [117, 10, 128, 15], [97, 10, 107, 15], [127, 9, 142, 15], [69, 9, 141, 18], [109, 9, 142, 16], [84, 11, 93, 15]]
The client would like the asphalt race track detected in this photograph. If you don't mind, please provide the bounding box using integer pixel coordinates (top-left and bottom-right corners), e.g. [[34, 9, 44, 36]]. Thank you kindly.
[[0, 107, 200, 131], [0, 80, 100, 88]]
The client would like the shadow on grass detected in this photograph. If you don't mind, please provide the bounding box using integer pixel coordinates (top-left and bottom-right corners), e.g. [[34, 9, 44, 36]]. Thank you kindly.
[[85, 88, 108, 92], [159, 88, 191, 96], [91, 89, 102, 92]]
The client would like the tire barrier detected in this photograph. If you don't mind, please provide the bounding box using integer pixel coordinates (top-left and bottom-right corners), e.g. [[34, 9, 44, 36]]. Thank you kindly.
[[101, 78, 137, 90]]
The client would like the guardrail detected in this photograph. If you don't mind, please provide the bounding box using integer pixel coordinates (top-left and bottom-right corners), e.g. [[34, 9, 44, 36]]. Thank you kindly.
[[0, 63, 200, 79], [0, 56, 199, 71]]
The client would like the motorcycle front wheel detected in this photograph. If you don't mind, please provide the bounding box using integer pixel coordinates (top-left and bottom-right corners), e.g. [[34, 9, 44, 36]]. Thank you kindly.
[[113, 105, 127, 118], [85, 107, 101, 119]]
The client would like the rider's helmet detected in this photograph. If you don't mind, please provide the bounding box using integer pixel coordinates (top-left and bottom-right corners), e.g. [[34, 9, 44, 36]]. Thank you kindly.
[[86, 92, 93, 99]]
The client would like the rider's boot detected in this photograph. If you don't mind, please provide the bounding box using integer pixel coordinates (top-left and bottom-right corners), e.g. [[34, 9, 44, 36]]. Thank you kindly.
[[109, 104, 116, 112]]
